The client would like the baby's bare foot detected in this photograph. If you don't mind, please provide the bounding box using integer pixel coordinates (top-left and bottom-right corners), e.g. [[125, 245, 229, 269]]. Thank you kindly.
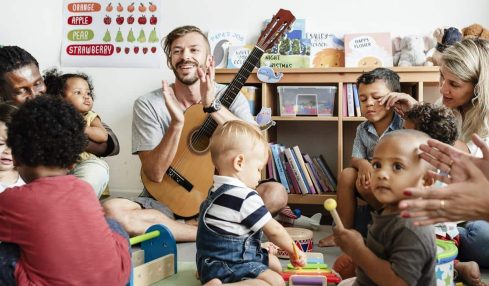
[[203, 278, 222, 286], [456, 261, 487, 286], [318, 234, 336, 247]]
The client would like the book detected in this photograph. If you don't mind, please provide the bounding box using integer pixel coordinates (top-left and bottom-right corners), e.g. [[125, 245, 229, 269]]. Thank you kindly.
[[271, 144, 290, 193], [279, 145, 297, 194], [292, 146, 315, 193], [344, 32, 393, 68], [227, 45, 254, 69], [260, 19, 310, 68], [311, 157, 333, 192], [317, 155, 337, 191], [353, 84, 361, 117], [346, 83, 355, 117], [284, 148, 309, 195], [284, 161, 299, 194], [305, 162, 321, 194], [304, 154, 328, 193], [305, 32, 345, 68], [342, 84, 348, 117], [208, 31, 246, 68]]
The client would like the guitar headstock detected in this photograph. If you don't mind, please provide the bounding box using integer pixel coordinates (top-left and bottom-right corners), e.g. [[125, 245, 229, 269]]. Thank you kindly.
[[257, 9, 296, 51]]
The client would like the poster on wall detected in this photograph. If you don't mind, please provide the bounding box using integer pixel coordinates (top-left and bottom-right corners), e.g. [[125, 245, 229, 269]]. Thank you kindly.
[[61, 0, 163, 68]]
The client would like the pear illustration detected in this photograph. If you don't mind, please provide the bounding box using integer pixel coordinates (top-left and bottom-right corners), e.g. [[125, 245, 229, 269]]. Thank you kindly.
[[103, 29, 111, 42], [148, 28, 159, 43], [115, 28, 124, 42], [137, 29, 146, 43], [127, 28, 136, 43]]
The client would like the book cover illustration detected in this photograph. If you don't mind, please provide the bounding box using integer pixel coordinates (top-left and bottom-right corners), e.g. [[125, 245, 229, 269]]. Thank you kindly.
[[306, 32, 345, 68], [227, 44, 253, 69], [260, 19, 310, 68], [208, 31, 246, 68], [344, 32, 393, 68]]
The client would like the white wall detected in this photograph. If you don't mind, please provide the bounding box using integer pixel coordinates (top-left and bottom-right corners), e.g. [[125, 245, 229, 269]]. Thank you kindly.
[[1, 0, 488, 193]]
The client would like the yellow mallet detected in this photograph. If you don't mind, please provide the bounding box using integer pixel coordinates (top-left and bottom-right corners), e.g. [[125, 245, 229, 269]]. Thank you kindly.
[[324, 199, 344, 230]]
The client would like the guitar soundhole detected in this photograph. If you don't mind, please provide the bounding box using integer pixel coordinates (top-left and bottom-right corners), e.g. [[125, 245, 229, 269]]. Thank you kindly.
[[189, 129, 210, 154]]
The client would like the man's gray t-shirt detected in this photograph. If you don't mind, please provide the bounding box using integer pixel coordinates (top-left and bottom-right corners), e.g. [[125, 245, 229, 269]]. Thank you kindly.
[[132, 83, 254, 154], [354, 211, 436, 286]]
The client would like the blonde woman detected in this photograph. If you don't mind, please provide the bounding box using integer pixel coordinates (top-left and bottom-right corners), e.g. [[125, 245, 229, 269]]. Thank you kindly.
[[381, 38, 489, 274]]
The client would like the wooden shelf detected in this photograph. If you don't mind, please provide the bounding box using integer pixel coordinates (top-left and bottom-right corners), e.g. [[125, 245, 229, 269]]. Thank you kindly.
[[216, 67, 440, 205], [287, 193, 337, 205]]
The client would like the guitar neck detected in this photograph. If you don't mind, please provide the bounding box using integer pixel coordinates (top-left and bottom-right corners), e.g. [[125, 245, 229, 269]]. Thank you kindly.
[[200, 46, 264, 137], [218, 46, 264, 108]]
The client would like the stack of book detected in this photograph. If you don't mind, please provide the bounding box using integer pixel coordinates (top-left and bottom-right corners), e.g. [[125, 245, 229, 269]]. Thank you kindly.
[[343, 83, 362, 117], [267, 144, 337, 194]]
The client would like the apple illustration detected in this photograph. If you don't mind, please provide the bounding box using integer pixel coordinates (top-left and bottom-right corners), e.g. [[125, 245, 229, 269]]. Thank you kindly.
[[125, 47, 130, 54], [127, 2, 135, 12], [138, 15, 147, 25], [143, 47, 148, 54], [116, 47, 121, 53], [104, 15, 111, 25], [116, 15, 124, 25], [138, 3, 146, 12], [116, 3, 123, 12], [150, 15, 157, 25], [134, 47, 140, 54], [151, 47, 157, 53], [127, 15, 134, 24]]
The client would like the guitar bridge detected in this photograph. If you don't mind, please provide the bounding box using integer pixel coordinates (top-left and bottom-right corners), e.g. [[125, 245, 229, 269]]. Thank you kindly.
[[166, 167, 193, 192]]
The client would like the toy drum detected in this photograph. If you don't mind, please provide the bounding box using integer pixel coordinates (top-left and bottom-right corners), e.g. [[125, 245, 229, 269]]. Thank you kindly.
[[435, 239, 458, 286], [277, 227, 313, 259]]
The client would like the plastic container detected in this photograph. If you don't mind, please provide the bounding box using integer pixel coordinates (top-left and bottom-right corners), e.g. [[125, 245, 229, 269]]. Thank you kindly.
[[277, 86, 336, 116]]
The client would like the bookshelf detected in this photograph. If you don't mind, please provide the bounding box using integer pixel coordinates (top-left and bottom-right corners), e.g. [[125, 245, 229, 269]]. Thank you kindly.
[[216, 67, 441, 204]]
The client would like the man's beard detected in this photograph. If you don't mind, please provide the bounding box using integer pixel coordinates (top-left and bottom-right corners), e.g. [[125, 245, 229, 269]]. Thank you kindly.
[[172, 60, 203, 85]]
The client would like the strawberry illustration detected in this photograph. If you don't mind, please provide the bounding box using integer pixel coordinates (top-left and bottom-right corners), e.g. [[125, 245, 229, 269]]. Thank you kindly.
[[116, 47, 121, 53], [134, 47, 139, 54], [125, 47, 130, 54], [151, 47, 157, 53], [143, 47, 148, 54]]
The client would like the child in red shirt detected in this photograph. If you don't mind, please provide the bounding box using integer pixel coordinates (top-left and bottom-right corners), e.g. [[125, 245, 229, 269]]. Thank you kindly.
[[0, 97, 131, 285]]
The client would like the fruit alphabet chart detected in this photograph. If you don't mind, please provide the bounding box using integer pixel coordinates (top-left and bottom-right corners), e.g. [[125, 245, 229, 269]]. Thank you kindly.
[[61, 0, 162, 67]]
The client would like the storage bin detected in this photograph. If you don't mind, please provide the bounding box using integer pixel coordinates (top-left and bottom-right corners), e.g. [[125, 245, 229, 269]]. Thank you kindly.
[[277, 86, 336, 116]]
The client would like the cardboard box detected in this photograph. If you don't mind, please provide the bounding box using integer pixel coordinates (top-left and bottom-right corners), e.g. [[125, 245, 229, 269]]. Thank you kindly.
[[277, 86, 336, 116]]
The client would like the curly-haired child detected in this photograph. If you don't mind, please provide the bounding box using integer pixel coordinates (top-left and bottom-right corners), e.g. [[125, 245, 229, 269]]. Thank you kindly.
[[43, 68, 109, 198], [0, 96, 130, 285], [0, 103, 23, 193]]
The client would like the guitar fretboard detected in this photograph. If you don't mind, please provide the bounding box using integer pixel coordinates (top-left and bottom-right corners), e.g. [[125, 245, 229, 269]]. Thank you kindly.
[[200, 46, 264, 137]]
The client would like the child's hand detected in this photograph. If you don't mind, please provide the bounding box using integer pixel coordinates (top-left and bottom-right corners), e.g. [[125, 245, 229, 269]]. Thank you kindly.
[[378, 92, 418, 117], [290, 249, 307, 267], [357, 160, 373, 188], [261, 242, 279, 255], [333, 227, 365, 258]]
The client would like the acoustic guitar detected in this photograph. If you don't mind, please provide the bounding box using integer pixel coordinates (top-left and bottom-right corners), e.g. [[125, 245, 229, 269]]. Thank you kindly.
[[142, 9, 296, 217]]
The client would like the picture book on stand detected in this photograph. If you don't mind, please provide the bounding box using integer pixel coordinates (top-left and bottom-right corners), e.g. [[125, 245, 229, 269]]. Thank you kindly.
[[305, 32, 345, 68], [344, 32, 393, 68], [208, 31, 246, 68]]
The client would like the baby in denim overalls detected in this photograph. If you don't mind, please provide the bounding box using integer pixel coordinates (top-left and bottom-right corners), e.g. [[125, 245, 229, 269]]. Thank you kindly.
[[196, 121, 306, 286]]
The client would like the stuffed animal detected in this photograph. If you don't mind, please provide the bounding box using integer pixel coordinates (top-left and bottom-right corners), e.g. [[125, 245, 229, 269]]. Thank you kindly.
[[462, 24, 489, 40], [429, 27, 462, 66], [393, 35, 435, 67]]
